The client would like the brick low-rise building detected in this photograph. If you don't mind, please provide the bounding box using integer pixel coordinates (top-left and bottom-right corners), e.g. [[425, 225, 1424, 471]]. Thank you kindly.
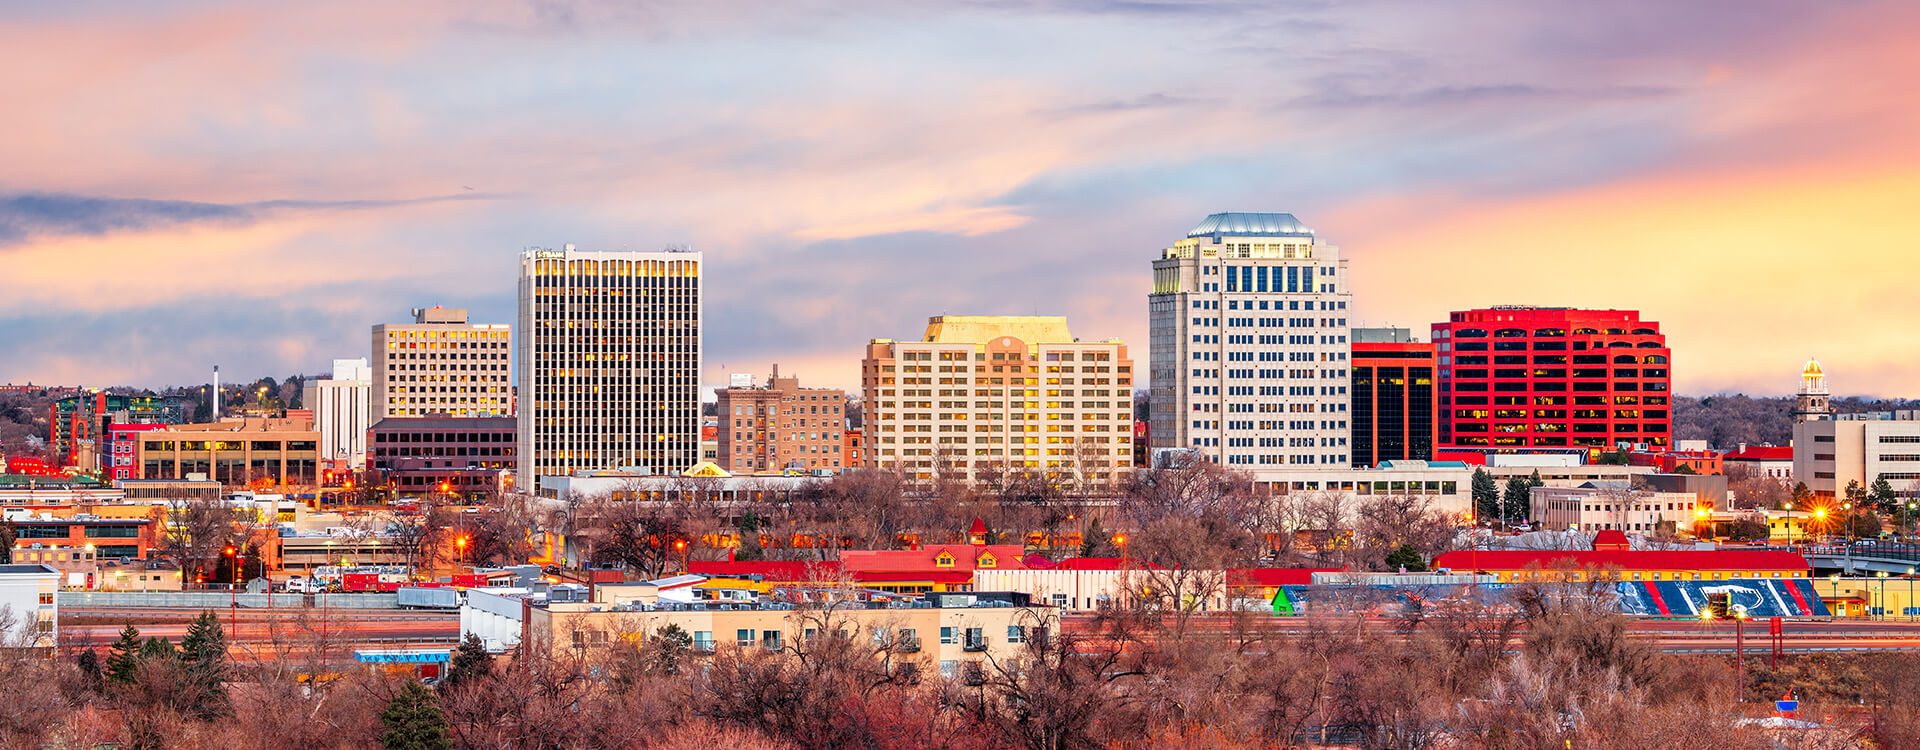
[[717, 366, 847, 475]]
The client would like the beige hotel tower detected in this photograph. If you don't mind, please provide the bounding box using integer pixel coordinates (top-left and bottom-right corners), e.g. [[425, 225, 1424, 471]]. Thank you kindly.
[[862, 316, 1133, 485]]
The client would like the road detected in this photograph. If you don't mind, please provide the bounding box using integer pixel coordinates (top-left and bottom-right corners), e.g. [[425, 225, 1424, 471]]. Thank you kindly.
[[62, 606, 460, 655], [1059, 614, 1920, 654]]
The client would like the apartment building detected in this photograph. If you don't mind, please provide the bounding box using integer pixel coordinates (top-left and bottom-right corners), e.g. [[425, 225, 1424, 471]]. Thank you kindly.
[[862, 316, 1133, 484], [372, 307, 512, 420]]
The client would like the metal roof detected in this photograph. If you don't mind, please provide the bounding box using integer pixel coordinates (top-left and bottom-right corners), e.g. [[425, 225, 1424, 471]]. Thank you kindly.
[[1186, 212, 1314, 239]]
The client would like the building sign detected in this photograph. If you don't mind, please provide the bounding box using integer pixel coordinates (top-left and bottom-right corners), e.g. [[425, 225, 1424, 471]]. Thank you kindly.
[[532, 250, 566, 259]]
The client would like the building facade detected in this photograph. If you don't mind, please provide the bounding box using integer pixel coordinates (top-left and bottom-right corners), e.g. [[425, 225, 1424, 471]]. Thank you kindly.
[[1530, 484, 1705, 533], [1793, 415, 1920, 501], [1794, 358, 1832, 423], [131, 416, 321, 487], [1432, 307, 1671, 457], [862, 316, 1133, 483], [1350, 328, 1437, 467], [716, 366, 847, 475], [50, 392, 189, 473], [366, 417, 516, 500], [12, 516, 155, 561], [0, 565, 59, 646], [517, 246, 703, 483], [1148, 212, 1353, 467], [372, 307, 512, 421], [306, 358, 374, 470]]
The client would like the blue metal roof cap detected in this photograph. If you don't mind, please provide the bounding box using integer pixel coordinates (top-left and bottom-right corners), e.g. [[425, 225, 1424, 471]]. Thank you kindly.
[[1186, 212, 1313, 239]]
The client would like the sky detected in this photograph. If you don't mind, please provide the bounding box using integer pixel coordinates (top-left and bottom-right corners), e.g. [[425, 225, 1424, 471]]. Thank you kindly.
[[3, 0, 1918, 398]]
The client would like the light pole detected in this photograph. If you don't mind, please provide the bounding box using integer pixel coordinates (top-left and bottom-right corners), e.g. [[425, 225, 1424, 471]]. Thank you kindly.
[[675, 538, 688, 575], [456, 535, 469, 570], [1879, 571, 1890, 621], [1830, 573, 1842, 618], [1909, 567, 1915, 622], [1114, 533, 1128, 567], [224, 545, 241, 634]]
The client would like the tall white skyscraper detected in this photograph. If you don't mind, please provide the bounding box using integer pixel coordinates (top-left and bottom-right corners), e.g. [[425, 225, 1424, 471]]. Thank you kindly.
[[517, 245, 703, 485], [305, 358, 373, 469], [1148, 212, 1352, 467]]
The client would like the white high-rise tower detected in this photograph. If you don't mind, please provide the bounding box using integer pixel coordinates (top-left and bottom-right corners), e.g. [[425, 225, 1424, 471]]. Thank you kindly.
[[1148, 212, 1352, 467]]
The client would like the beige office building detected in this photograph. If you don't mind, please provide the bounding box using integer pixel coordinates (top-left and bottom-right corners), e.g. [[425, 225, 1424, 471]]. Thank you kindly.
[[862, 316, 1133, 484], [517, 247, 703, 484], [372, 307, 512, 420]]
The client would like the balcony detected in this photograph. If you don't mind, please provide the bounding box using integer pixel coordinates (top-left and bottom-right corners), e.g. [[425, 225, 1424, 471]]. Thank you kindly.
[[962, 638, 988, 653]]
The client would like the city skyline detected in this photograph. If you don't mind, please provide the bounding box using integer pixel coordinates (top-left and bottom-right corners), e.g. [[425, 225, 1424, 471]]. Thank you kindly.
[[4, 2, 1919, 397]]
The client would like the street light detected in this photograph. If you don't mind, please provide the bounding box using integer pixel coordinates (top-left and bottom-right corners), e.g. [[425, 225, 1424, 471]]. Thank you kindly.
[[1830, 573, 1843, 618], [223, 545, 243, 633], [674, 539, 688, 574], [456, 535, 469, 568]]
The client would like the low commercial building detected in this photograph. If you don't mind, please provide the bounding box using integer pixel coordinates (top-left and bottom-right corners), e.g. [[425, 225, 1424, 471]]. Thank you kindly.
[[535, 471, 825, 504], [521, 590, 1057, 681], [1629, 449, 1723, 475], [132, 415, 322, 487], [366, 416, 516, 501], [0, 564, 60, 646], [1529, 483, 1705, 534], [0, 475, 125, 508], [8, 543, 99, 589], [1250, 461, 1475, 516], [1723, 444, 1793, 479], [1431, 544, 1810, 584], [11, 515, 156, 561]]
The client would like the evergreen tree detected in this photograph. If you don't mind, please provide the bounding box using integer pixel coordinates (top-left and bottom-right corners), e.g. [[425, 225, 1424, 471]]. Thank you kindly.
[[439, 633, 492, 692], [180, 610, 229, 718], [1384, 544, 1427, 572], [1080, 518, 1117, 557], [1501, 477, 1532, 524], [1870, 477, 1898, 512], [381, 681, 452, 750], [1470, 469, 1499, 522], [735, 511, 765, 561], [1793, 482, 1815, 511], [106, 623, 142, 685], [139, 636, 177, 663], [645, 623, 693, 677], [76, 647, 103, 694]]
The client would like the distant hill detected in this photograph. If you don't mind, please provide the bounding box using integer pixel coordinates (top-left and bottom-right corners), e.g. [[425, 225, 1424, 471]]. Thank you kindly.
[[1673, 394, 1920, 449]]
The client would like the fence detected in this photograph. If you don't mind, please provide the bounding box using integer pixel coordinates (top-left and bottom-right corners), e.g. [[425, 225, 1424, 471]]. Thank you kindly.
[[61, 591, 401, 609]]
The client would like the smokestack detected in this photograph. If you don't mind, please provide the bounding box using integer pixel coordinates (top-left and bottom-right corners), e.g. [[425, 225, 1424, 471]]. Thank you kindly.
[[212, 365, 220, 422]]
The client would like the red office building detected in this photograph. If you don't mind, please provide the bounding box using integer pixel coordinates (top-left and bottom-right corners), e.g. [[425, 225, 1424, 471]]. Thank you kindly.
[[1350, 329, 1438, 466], [1432, 307, 1671, 457]]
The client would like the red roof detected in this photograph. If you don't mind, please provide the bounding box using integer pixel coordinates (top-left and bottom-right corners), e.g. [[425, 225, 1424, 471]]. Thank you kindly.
[[852, 571, 974, 584], [1050, 557, 1165, 571], [1725, 445, 1793, 461], [1228, 568, 1343, 587], [689, 560, 842, 580], [1431, 549, 1810, 572]]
